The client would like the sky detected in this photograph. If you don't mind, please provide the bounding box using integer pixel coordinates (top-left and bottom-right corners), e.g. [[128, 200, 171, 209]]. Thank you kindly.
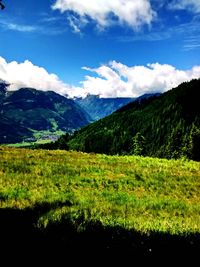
[[0, 0, 200, 98]]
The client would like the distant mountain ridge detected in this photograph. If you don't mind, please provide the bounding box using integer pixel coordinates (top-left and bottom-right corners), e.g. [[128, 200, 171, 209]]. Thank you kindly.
[[67, 79, 200, 161], [74, 94, 135, 121], [0, 83, 91, 144]]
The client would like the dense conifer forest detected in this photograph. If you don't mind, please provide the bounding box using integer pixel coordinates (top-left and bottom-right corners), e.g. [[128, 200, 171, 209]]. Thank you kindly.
[[50, 79, 200, 161]]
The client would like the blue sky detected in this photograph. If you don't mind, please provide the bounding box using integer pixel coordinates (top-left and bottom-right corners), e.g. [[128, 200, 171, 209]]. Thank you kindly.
[[0, 0, 200, 97]]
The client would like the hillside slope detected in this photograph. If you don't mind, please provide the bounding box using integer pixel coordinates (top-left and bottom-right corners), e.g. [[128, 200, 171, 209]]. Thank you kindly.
[[68, 79, 200, 161]]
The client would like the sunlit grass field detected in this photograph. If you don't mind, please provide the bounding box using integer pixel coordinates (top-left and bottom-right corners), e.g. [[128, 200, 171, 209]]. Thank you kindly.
[[0, 147, 200, 235]]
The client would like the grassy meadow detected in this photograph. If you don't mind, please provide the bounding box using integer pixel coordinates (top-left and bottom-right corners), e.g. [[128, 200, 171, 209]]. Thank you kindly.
[[0, 147, 199, 237]]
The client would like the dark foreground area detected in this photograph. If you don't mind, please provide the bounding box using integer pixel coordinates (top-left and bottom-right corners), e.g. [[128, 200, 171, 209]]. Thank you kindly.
[[0, 206, 199, 265]]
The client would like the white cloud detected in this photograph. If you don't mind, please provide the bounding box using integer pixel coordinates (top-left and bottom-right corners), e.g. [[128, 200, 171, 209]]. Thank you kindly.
[[6, 23, 36, 32], [0, 21, 37, 33], [0, 17, 67, 36], [52, 0, 156, 31], [169, 0, 200, 13], [0, 56, 83, 97], [81, 61, 200, 98]]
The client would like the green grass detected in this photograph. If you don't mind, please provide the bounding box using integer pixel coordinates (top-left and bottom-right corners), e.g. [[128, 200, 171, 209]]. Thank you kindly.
[[0, 147, 199, 235], [4, 139, 52, 148]]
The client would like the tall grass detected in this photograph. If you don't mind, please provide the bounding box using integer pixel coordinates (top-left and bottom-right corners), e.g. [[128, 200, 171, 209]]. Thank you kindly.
[[0, 147, 199, 235]]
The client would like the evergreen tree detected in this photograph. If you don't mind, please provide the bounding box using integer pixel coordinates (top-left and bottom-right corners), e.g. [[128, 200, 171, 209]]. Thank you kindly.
[[131, 132, 146, 156], [167, 121, 185, 159], [188, 124, 200, 161]]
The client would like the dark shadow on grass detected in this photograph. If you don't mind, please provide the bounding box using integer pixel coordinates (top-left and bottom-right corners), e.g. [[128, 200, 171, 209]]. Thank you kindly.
[[0, 204, 199, 264]]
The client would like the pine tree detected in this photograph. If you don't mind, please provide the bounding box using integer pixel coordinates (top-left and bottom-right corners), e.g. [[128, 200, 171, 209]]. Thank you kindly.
[[131, 132, 146, 156]]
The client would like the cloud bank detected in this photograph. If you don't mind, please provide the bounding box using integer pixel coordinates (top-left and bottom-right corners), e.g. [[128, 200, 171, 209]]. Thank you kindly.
[[0, 56, 200, 98], [81, 61, 200, 97], [52, 0, 155, 31]]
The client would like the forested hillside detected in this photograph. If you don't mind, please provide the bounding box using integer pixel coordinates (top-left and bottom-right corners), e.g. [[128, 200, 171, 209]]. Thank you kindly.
[[66, 79, 200, 161]]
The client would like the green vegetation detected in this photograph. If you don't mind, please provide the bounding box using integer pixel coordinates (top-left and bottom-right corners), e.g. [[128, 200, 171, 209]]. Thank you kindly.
[[0, 147, 199, 235], [5, 139, 52, 148], [65, 79, 200, 161]]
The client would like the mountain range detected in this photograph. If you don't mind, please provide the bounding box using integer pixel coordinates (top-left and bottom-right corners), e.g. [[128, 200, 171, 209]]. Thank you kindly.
[[0, 81, 139, 144]]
